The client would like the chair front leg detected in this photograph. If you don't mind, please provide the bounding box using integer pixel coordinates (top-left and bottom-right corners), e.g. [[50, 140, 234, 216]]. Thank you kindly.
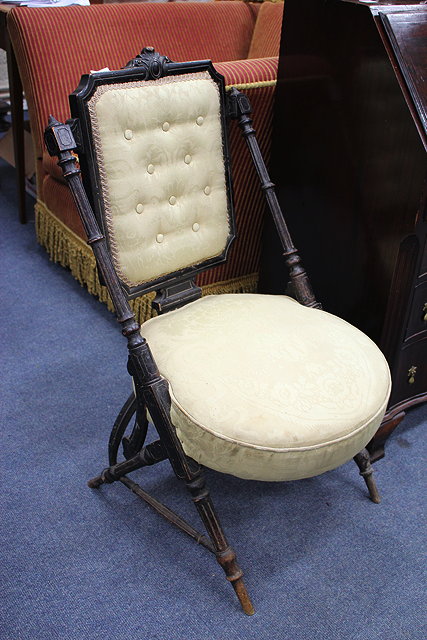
[[131, 361, 255, 614], [186, 473, 255, 616]]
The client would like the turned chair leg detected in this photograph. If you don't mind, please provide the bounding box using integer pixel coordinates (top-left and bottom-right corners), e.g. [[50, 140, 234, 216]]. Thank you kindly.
[[353, 448, 381, 503], [186, 473, 255, 616]]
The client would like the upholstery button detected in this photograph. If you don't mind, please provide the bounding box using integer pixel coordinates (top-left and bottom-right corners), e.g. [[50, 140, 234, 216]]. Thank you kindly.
[[204, 186, 211, 195], [124, 129, 133, 140], [192, 222, 200, 232], [162, 122, 170, 132], [169, 196, 177, 205], [156, 233, 164, 243], [184, 154, 192, 165], [196, 116, 204, 126], [147, 164, 155, 174], [136, 203, 144, 214]]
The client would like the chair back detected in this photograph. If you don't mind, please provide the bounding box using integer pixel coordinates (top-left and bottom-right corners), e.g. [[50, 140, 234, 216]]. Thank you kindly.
[[70, 48, 235, 299]]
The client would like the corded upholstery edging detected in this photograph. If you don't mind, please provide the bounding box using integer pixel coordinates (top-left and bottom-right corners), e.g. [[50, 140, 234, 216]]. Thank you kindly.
[[169, 370, 392, 453], [225, 80, 276, 91]]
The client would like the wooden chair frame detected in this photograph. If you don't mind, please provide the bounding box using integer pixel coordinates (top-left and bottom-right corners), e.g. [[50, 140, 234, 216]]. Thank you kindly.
[[44, 48, 380, 615]]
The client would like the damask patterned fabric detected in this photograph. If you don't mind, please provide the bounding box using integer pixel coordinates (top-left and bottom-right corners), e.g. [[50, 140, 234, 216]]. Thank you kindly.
[[89, 73, 231, 286], [141, 294, 391, 481]]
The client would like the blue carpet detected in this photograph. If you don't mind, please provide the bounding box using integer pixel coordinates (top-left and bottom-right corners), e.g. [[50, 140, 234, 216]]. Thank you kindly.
[[1, 160, 426, 640]]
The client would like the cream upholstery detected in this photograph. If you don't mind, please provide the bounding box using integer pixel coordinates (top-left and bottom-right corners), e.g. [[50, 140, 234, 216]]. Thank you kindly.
[[141, 294, 391, 481], [88, 72, 231, 287]]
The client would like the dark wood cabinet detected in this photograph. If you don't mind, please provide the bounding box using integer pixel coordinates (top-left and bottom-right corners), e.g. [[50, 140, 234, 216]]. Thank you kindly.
[[264, 0, 427, 459]]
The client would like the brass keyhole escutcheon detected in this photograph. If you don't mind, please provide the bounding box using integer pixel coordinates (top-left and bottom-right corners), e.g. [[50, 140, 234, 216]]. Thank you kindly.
[[408, 366, 417, 384], [423, 302, 427, 322]]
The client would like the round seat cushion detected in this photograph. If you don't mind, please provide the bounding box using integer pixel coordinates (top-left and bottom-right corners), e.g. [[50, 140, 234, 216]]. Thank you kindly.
[[141, 294, 391, 481]]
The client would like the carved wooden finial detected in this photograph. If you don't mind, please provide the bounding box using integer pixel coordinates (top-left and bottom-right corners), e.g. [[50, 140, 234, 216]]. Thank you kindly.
[[124, 47, 171, 79], [44, 117, 77, 157]]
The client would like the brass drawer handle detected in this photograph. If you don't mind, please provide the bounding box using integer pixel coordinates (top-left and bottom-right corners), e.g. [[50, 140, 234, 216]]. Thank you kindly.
[[423, 303, 427, 322], [408, 366, 417, 384]]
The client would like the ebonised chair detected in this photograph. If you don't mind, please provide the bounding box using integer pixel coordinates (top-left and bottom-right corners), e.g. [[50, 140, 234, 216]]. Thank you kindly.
[[44, 47, 391, 615]]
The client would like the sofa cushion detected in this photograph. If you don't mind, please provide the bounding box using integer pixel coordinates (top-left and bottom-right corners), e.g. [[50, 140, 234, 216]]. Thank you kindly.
[[141, 294, 391, 481], [248, 1, 284, 59]]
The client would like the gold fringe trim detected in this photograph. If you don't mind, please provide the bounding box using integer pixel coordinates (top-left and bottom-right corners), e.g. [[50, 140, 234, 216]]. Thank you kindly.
[[35, 201, 258, 325], [200, 272, 258, 296]]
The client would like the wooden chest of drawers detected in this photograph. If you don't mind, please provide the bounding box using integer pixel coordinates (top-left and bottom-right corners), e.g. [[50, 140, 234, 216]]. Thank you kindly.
[[264, 0, 427, 459]]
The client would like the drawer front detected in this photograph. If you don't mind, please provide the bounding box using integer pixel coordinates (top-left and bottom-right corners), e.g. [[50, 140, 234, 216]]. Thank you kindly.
[[389, 336, 427, 407], [420, 235, 427, 277], [405, 279, 427, 341]]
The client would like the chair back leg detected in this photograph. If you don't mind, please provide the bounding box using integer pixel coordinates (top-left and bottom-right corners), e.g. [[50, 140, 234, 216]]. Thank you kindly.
[[354, 449, 381, 503]]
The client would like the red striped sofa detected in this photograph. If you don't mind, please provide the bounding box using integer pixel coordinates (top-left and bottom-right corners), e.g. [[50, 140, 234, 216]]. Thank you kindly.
[[8, 1, 284, 321]]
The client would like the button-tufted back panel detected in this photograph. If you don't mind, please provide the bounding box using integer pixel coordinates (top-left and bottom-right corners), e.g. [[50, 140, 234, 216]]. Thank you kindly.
[[87, 72, 232, 288]]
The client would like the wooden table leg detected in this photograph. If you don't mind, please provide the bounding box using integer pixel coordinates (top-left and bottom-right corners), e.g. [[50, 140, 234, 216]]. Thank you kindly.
[[6, 31, 26, 224]]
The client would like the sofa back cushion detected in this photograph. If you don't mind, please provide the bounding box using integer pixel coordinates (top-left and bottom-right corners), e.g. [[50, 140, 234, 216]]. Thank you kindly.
[[248, 1, 284, 59], [8, 2, 256, 159]]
